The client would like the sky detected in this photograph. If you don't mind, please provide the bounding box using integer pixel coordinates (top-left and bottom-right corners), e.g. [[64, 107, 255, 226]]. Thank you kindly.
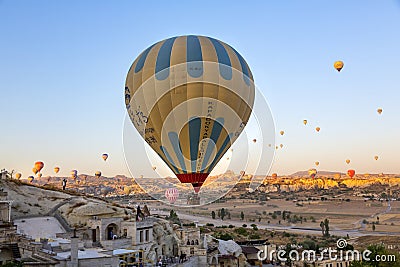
[[1, 0, 400, 178]]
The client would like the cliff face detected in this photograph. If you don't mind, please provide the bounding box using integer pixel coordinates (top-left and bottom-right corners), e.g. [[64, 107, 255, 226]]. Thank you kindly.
[[147, 218, 179, 262]]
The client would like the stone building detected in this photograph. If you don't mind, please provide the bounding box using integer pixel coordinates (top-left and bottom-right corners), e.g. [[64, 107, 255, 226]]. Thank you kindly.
[[0, 189, 19, 265]]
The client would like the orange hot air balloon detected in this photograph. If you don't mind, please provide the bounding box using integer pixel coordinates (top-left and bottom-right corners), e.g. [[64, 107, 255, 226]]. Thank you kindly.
[[34, 161, 44, 173], [345, 159, 350, 164], [374, 155, 379, 161], [32, 167, 38, 175], [54, 167, 60, 173], [303, 120, 307, 125], [377, 108, 382, 115], [315, 127, 320, 132], [334, 61, 344, 72], [271, 173, 278, 179], [102, 153, 108, 161], [37, 173, 42, 178], [15, 173, 22, 179], [347, 169, 355, 178], [280, 130, 284, 136], [315, 161, 319, 166]]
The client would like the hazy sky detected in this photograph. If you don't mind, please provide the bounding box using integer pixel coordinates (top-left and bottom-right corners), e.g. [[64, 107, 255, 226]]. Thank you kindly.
[[1, 1, 400, 178]]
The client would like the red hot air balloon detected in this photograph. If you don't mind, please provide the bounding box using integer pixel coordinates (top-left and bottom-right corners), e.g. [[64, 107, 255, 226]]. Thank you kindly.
[[35, 161, 44, 173], [165, 188, 179, 204], [347, 169, 355, 178]]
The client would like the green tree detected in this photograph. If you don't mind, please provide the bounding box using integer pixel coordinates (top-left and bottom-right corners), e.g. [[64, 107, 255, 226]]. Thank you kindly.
[[324, 218, 330, 237], [220, 208, 226, 220], [320, 221, 325, 236], [211, 210, 216, 219], [240, 211, 245, 220]]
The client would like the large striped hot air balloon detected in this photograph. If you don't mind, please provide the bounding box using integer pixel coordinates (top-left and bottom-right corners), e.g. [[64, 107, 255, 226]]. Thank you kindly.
[[165, 188, 179, 204], [125, 35, 255, 193]]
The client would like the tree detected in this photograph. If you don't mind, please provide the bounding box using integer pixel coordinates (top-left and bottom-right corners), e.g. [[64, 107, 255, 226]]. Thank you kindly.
[[211, 211, 216, 219], [324, 218, 330, 237], [320, 221, 325, 236], [220, 208, 226, 220], [240, 211, 245, 220], [217, 209, 221, 218]]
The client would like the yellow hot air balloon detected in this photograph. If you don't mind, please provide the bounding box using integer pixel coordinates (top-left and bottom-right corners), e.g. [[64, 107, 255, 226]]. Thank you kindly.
[[125, 35, 255, 193], [346, 159, 350, 164], [374, 155, 379, 160], [315, 161, 319, 166], [95, 171, 102, 178], [334, 173, 341, 179], [315, 127, 320, 132], [334, 61, 344, 72], [102, 153, 108, 161], [280, 144, 283, 148], [27, 176, 34, 183], [15, 173, 22, 179], [303, 119, 307, 125], [32, 167, 38, 175], [308, 169, 317, 179], [124, 186, 132, 195], [377, 108, 382, 115], [54, 167, 60, 174], [280, 130, 284, 136], [70, 170, 78, 179]]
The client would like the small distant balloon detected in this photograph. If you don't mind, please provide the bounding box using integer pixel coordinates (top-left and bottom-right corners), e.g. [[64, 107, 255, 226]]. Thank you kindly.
[[152, 166, 157, 171], [54, 167, 60, 174], [280, 130, 284, 136], [334, 61, 344, 72], [334, 173, 341, 179], [102, 153, 108, 161], [303, 120, 308, 125], [15, 173, 22, 179], [37, 173, 42, 178], [374, 155, 379, 160], [252, 139, 257, 143], [315, 127, 320, 132], [271, 173, 278, 179], [124, 186, 132, 195], [95, 171, 102, 178], [240, 171, 245, 176], [377, 108, 383, 115], [280, 144, 283, 148], [346, 159, 350, 164], [28, 176, 34, 183], [165, 188, 179, 204], [347, 169, 355, 178], [315, 161, 320, 166], [70, 170, 78, 179], [268, 144, 272, 147]]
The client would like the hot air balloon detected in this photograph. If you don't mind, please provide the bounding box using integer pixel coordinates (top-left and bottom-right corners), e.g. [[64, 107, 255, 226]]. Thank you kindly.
[[102, 153, 108, 161], [271, 173, 278, 179], [27, 176, 34, 183], [15, 173, 22, 179], [334, 61, 344, 72], [315, 127, 320, 132], [374, 155, 379, 161], [377, 108, 382, 115], [37, 173, 42, 178], [252, 139, 257, 143], [125, 35, 255, 193], [280, 130, 284, 136], [70, 170, 78, 179], [315, 161, 319, 166], [54, 167, 60, 173], [268, 144, 272, 147], [32, 167, 38, 175], [280, 144, 283, 148], [95, 171, 102, 178], [303, 119, 308, 125], [346, 159, 350, 164], [124, 186, 132, 195], [34, 161, 44, 173], [240, 171, 245, 177], [152, 166, 157, 171], [165, 188, 179, 204], [308, 169, 317, 179], [275, 146, 279, 149], [347, 169, 355, 178], [334, 173, 341, 179]]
